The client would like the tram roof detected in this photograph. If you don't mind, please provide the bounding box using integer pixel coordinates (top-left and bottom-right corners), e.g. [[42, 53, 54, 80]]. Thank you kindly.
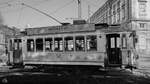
[[25, 23, 96, 35], [25, 23, 131, 35]]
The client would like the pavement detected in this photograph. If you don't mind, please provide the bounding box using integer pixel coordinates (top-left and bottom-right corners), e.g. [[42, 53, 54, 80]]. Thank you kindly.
[[0, 65, 149, 84]]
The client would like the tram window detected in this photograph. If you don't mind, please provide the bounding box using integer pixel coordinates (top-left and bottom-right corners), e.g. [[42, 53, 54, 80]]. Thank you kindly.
[[86, 35, 97, 51], [36, 38, 43, 51], [117, 37, 120, 48], [27, 39, 34, 52], [54, 37, 63, 51], [111, 38, 115, 48], [14, 39, 22, 50], [65, 37, 74, 51], [45, 38, 53, 51], [9, 40, 13, 51], [75, 36, 85, 51], [122, 35, 127, 48]]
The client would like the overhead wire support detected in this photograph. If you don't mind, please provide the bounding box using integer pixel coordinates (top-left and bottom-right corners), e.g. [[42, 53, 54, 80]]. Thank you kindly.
[[21, 3, 63, 25]]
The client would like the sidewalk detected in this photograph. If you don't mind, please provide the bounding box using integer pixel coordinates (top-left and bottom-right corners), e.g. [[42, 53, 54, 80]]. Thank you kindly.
[[131, 69, 150, 78]]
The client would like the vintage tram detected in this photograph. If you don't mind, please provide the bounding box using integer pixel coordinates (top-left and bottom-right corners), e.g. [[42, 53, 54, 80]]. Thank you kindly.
[[7, 23, 138, 69]]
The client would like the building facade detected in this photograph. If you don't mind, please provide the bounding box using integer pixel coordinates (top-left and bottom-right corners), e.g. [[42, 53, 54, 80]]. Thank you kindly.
[[89, 0, 150, 69]]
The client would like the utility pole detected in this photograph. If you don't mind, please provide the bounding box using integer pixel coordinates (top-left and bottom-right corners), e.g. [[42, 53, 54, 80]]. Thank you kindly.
[[77, 0, 82, 20], [88, 5, 91, 23]]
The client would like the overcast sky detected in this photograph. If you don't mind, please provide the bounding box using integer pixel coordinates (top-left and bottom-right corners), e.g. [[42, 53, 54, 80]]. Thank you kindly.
[[0, 0, 106, 29]]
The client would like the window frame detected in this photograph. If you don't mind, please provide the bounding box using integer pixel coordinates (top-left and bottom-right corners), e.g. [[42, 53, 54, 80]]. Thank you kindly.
[[64, 36, 74, 51], [54, 37, 63, 52], [86, 35, 97, 51], [45, 38, 53, 52], [27, 39, 34, 52], [36, 38, 44, 52]]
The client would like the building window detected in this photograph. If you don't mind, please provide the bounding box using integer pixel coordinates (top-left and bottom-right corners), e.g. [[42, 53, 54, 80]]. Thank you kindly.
[[86, 35, 97, 51], [117, 9, 120, 23], [36, 38, 43, 51], [45, 38, 53, 52], [54, 37, 63, 51], [65, 37, 74, 51], [147, 39, 150, 49], [139, 23, 146, 29], [112, 5, 116, 24], [27, 39, 34, 52], [75, 36, 85, 51], [139, 35, 146, 49], [139, 1, 147, 16], [122, 4, 125, 20]]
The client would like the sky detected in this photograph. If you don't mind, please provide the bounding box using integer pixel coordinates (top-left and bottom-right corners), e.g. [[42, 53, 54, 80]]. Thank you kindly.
[[0, 0, 106, 29]]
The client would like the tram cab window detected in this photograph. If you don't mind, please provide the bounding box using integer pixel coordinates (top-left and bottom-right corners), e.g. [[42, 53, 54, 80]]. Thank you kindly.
[[27, 39, 34, 52], [9, 40, 13, 51], [111, 38, 115, 48], [45, 38, 53, 51], [14, 39, 22, 50], [54, 37, 63, 51], [65, 37, 74, 51], [86, 35, 97, 51], [36, 38, 43, 51], [122, 34, 127, 48], [75, 36, 85, 51]]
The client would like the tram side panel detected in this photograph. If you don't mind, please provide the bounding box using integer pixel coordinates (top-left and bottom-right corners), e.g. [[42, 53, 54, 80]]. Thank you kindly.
[[23, 34, 105, 67]]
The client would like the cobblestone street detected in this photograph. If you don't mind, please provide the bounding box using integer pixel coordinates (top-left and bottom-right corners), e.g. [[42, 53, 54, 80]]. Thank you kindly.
[[0, 66, 149, 84]]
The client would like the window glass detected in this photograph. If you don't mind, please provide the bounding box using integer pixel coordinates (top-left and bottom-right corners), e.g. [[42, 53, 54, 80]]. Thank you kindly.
[[86, 35, 97, 51], [111, 38, 115, 48], [139, 2, 147, 16], [36, 38, 43, 51], [14, 39, 22, 50], [54, 37, 63, 51], [27, 39, 34, 52], [65, 37, 74, 51], [122, 35, 127, 48], [139, 23, 146, 29], [75, 36, 85, 51], [117, 37, 120, 48], [45, 38, 53, 52], [147, 39, 150, 49], [9, 40, 13, 51]]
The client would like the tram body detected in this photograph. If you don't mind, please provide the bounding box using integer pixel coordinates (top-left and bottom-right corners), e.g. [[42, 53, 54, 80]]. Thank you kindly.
[[7, 23, 138, 68]]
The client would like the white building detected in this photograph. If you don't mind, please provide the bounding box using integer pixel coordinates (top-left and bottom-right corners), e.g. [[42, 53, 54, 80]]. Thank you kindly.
[[89, 0, 150, 69]]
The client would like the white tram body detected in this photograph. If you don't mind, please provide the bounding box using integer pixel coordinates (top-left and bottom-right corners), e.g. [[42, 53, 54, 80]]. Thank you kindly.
[[8, 23, 138, 68]]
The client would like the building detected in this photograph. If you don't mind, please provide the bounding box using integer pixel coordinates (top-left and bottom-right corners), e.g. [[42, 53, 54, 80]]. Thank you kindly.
[[0, 25, 20, 63], [89, 0, 150, 69]]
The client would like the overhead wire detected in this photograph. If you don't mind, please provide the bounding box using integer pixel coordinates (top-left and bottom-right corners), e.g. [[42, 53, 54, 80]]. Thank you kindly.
[[0, 0, 16, 6], [50, 0, 75, 15], [0, 0, 52, 13]]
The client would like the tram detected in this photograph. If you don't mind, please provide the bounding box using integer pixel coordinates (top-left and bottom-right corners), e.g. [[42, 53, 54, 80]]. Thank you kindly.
[[7, 22, 138, 69]]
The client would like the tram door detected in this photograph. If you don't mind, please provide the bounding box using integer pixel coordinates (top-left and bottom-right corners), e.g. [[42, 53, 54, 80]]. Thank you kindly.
[[106, 34, 121, 65], [13, 39, 23, 65]]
